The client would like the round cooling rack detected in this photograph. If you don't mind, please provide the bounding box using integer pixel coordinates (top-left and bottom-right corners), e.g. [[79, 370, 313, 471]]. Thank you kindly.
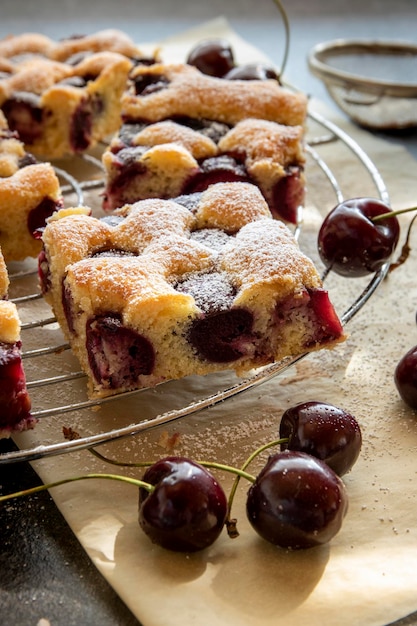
[[1, 109, 391, 465]]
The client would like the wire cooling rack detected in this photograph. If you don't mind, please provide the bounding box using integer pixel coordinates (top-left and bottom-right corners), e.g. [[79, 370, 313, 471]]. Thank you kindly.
[[2, 109, 391, 465]]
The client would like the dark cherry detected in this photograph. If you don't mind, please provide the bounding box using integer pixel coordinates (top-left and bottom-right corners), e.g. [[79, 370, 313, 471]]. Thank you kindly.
[[271, 166, 304, 224], [27, 196, 61, 238], [116, 122, 147, 148], [275, 288, 343, 345], [318, 197, 400, 277], [172, 191, 202, 213], [70, 95, 103, 152], [133, 73, 169, 96], [86, 314, 155, 388], [394, 345, 417, 409], [2, 92, 43, 144], [18, 152, 38, 168], [138, 457, 228, 552], [175, 271, 236, 314], [279, 401, 362, 476], [246, 450, 348, 549], [173, 116, 231, 143], [224, 63, 279, 81], [58, 75, 87, 88], [184, 155, 249, 194], [103, 147, 148, 211], [186, 39, 235, 78], [188, 308, 254, 363], [64, 51, 91, 66], [0, 342, 32, 429]]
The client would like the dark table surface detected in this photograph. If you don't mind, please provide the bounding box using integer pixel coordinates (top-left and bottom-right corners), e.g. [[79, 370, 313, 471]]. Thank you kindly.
[[1, 1, 417, 624]]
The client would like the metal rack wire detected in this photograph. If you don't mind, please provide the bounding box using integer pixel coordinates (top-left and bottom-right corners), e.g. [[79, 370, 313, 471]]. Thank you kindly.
[[1, 109, 390, 464]]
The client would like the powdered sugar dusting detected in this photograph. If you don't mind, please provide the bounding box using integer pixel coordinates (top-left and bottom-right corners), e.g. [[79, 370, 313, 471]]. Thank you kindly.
[[122, 63, 308, 127]]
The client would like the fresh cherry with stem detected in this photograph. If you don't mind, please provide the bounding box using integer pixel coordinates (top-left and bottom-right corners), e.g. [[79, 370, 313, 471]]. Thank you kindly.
[[318, 197, 401, 277], [0, 403, 356, 554], [138, 456, 229, 552]]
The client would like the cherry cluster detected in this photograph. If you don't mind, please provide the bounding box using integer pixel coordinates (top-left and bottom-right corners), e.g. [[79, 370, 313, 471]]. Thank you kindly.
[[186, 38, 280, 82], [138, 401, 361, 552], [0, 401, 362, 555]]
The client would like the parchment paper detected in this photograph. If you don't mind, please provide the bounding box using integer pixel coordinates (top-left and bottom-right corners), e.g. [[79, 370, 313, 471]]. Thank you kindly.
[[13, 18, 417, 626]]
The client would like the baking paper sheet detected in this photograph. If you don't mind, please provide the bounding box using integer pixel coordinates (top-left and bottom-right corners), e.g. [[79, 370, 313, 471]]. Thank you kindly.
[[12, 18, 417, 626]]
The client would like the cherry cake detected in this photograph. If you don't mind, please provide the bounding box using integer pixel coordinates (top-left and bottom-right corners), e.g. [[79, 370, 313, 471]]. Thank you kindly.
[[102, 62, 308, 223], [39, 182, 345, 399], [0, 111, 64, 261], [0, 29, 155, 159], [0, 248, 34, 437]]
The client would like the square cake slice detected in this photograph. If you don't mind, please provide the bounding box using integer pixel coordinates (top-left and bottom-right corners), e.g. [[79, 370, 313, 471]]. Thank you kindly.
[[102, 62, 307, 223], [0, 29, 156, 159], [40, 182, 345, 399], [0, 248, 34, 437], [0, 111, 63, 262]]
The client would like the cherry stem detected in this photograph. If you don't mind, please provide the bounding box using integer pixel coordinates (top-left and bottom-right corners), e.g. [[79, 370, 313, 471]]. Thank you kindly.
[[372, 206, 417, 222], [225, 437, 288, 538], [272, 0, 290, 79], [0, 473, 155, 503], [88, 447, 255, 483], [389, 212, 417, 273]]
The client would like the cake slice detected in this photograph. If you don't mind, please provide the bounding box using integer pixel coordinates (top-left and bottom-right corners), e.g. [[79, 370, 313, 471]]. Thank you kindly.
[[0, 111, 63, 261], [40, 182, 345, 399], [0, 29, 156, 159], [0, 248, 34, 437], [102, 62, 307, 223]]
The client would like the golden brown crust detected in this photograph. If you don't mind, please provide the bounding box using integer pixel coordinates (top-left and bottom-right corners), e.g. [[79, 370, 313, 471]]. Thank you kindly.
[[122, 63, 308, 126], [41, 182, 344, 398], [0, 162, 62, 261], [0, 300, 20, 343], [0, 29, 147, 62], [0, 58, 71, 100], [50, 29, 146, 62], [0, 30, 141, 158], [0, 33, 55, 58], [0, 111, 26, 177]]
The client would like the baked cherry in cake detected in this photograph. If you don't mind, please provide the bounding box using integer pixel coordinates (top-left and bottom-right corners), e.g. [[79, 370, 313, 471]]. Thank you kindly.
[[102, 63, 307, 223], [0, 249, 34, 437], [0, 333, 34, 437], [40, 182, 345, 399]]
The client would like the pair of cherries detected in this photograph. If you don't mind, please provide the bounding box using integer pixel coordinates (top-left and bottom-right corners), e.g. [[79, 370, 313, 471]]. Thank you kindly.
[[139, 401, 361, 552]]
